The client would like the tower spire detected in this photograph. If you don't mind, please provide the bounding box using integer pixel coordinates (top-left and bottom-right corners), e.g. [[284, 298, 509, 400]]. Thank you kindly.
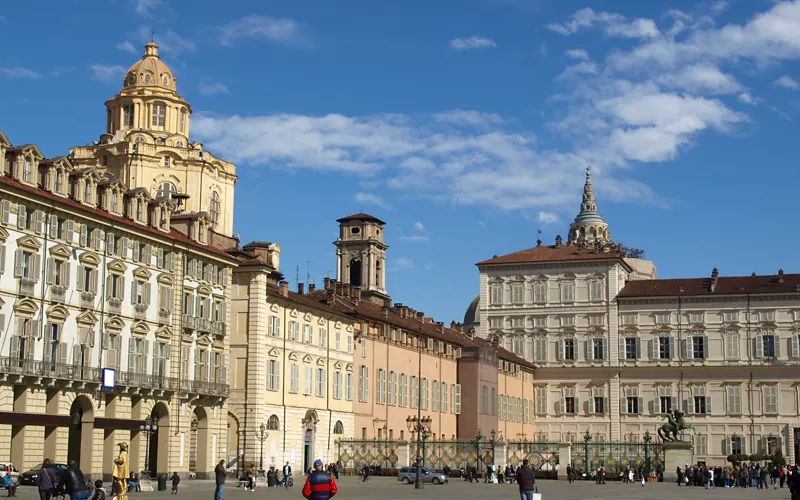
[[568, 165, 611, 245]]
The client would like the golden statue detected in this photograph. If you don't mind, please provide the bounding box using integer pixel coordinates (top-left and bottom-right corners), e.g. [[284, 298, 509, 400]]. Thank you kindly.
[[112, 442, 129, 500]]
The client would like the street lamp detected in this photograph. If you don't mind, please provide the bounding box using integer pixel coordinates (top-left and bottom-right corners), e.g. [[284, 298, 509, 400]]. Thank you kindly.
[[256, 423, 269, 474], [489, 430, 497, 470], [140, 416, 158, 480], [406, 415, 432, 490]]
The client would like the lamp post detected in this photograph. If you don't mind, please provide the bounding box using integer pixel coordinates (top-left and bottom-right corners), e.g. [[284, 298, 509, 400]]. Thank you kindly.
[[256, 423, 269, 475], [489, 429, 497, 470], [406, 415, 432, 490], [583, 430, 592, 476], [643, 430, 652, 476], [140, 416, 158, 481]]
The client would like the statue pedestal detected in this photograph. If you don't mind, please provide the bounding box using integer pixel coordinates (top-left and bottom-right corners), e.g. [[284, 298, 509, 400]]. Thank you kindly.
[[662, 441, 693, 482]]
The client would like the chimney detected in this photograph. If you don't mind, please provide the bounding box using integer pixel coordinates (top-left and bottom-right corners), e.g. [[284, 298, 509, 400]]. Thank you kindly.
[[392, 303, 404, 315], [536, 238, 542, 247], [335, 282, 343, 295], [279, 281, 289, 297], [416, 312, 424, 322], [709, 267, 719, 292], [351, 286, 361, 301], [778, 269, 784, 283], [297, 282, 305, 295], [342, 283, 351, 297], [436, 321, 444, 333], [323, 277, 330, 290], [381, 306, 389, 318], [424, 317, 433, 324], [555, 235, 563, 247], [309, 283, 316, 293]]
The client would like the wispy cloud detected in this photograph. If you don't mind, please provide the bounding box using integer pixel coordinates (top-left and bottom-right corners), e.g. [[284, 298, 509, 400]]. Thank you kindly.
[[116, 40, 137, 54], [401, 221, 430, 242], [218, 15, 310, 48], [414, 221, 425, 232], [565, 49, 589, 60], [198, 82, 230, 96], [547, 8, 660, 39], [136, 25, 195, 57], [392, 258, 415, 270], [450, 36, 496, 51], [134, 0, 162, 17], [775, 75, 799, 90], [0, 67, 40, 79], [537, 212, 559, 224], [89, 64, 126, 82], [354, 192, 390, 208], [737, 92, 760, 106]]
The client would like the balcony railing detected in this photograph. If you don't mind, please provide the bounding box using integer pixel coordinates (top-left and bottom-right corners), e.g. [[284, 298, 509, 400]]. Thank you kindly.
[[212, 321, 226, 336], [80, 291, 96, 309], [51, 285, 67, 304], [18, 278, 36, 298], [0, 356, 100, 383], [117, 370, 178, 391], [182, 314, 196, 330], [187, 379, 229, 397], [108, 297, 122, 315], [133, 303, 148, 320], [197, 318, 211, 333], [158, 309, 172, 325]]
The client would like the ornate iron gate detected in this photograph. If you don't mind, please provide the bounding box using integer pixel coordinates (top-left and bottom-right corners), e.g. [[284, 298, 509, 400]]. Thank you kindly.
[[506, 442, 560, 478], [571, 442, 663, 477], [422, 439, 484, 471], [336, 439, 398, 473]]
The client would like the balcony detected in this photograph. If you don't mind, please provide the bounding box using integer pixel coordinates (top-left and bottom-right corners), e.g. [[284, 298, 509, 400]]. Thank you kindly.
[[18, 278, 36, 298], [0, 356, 99, 384], [50, 285, 67, 304], [108, 297, 122, 316], [133, 303, 148, 321], [187, 379, 229, 397], [158, 309, 172, 325], [80, 291, 96, 309], [117, 370, 178, 392], [182, 314, 196, 330], [196, 318, 211, 333], [212, 321, 226, 336]]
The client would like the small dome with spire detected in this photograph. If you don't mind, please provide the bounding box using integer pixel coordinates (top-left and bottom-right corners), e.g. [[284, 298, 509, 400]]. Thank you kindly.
[[568, 165, 611, 245], [122, 41, 177, 92]]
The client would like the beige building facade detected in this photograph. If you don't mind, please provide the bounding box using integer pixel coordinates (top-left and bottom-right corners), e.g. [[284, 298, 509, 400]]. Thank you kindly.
[[474, 167, 800, 466]]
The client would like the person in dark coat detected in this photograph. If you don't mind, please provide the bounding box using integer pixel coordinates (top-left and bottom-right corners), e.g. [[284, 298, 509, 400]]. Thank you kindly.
[[516, 459, 535, 500], [36, 459, 58, 500], [57, 461, 90, 500], [302, 460, 337, 500], [214, 460, 227, 500]]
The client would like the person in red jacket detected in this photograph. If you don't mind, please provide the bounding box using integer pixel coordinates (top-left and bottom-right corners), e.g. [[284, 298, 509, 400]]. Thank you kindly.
[[302, 460, 338, 500]]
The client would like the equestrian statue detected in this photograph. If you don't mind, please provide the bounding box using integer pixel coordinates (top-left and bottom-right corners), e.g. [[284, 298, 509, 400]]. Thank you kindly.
[[658, 408, 695, 442]]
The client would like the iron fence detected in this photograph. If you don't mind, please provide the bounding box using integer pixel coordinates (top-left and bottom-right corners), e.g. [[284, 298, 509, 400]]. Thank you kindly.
[[336, 439, 399, 473], [571, 442, 663, 477], [506, 441, 560, 477], [422, 439, 485, 471]]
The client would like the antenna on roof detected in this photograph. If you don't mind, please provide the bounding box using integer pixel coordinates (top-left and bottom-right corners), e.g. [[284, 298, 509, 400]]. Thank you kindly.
[[307, 261, 312, 286], [296, 265, 299, 286], [151, 29, 155, 42]]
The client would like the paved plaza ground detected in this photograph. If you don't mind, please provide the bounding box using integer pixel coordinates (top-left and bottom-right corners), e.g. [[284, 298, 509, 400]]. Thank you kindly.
[[11, 477, 795, 500]]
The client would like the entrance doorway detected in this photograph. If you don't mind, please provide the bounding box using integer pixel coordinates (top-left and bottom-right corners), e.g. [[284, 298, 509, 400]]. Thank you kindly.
[[301, 410, 318, 473], [303, 430, 312, 473], [794, 428, 800, 464], [67, 396, 94, 469], [148, 403, 170, 476]]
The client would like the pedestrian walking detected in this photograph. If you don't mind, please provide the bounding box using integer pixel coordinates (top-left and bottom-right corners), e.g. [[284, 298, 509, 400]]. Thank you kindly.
[[214, 460, 227, 500], [283, 462, 292, 488], [516, 459, 535, 500], [170, 472, 180, 494], [302, 460, 337, 500], [36, 459, 58, 500]]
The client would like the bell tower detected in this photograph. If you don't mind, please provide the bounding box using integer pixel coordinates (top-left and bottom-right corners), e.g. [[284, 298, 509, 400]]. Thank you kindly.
[[334, 212, 389, 301], [568, 165, 612, 245]]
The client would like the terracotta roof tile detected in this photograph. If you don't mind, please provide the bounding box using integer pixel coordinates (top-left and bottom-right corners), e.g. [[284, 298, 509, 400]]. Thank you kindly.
[[477, 244, 623, 265], [335, 212, 386, 225], [617, 273, 800, 298], [0, 174, 236, 261], [266, 286, 354, 320]]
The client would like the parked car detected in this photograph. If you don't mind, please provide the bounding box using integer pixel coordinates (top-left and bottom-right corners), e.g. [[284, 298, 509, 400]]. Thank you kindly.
[[0, 463, 19, 485], [397, 467, 448, 485], [19, 463, 67, 486]]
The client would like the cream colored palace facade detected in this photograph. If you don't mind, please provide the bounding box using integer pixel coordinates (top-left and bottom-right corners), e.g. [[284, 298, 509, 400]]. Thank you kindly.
[[474, 168, 800, 465], [0, 42, 238, 479]]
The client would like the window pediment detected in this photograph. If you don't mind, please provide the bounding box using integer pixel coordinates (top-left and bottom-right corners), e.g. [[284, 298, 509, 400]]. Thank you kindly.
[[0, 227, 9, 242], [303, 312, 312, 322], [334, 321, 342, 329], [49, 244, 72, 259], [197, 335, 211, 346], [333, 361, 342, 370], [287, 352, 299, 361], [531, 274, 548, 282], [133, 266, 153, 280], [270, 303, 280, 313], [345, 325, 354, 333], [302, 354, 313, 363], [290, 309, 298, 318], [131, 320, 150, 337], [14, 298, 38, 317], [197, 285, 212, 296], [155, 325, 172, 339], [17, 235, 42, 251], [316, 358, 326, 366], [79, 251, 101, 267], [268, 348, 280, 358], [559, 272, 577, 280], [107, 259, 127, 274], [317, 317, 325, 326], [76, 309, 98, 326], [157, 272, 173, 285], [345, 363, 353, 372], [46, 304, 70, 323], [105, 316, 125, 332], [488, 277, 504, 284]]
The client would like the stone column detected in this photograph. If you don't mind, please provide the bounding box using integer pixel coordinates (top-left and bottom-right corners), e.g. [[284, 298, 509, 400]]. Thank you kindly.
[[397, 441, 411, 467], [244, 271, 269, 471], [558, 442, 571, 479], [494, 442, 507, 469]]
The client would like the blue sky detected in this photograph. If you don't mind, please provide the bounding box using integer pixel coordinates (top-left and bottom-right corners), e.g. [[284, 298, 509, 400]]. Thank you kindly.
[[1, 0, 799, 323]]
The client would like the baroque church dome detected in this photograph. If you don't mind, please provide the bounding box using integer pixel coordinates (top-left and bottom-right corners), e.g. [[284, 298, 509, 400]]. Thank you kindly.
[[122, 41, 177, 93]]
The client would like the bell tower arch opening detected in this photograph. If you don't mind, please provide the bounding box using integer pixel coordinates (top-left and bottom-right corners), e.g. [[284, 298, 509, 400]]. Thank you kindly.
[[333, 212, 389, 302]]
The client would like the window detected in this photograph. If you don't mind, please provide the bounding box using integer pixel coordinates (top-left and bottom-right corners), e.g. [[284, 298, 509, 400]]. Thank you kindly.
[[591, 338, 605, 361], [588, 315, 604, 326], [765, 436, 779, 455], [399, 374, 408, 407], [388, 371, 397, 406], [421, 378, 429, 410], [304, 364, 313, 395], [561, 387, 576, 414], [481, 386, 489, 414], [691, 386, 710, 415], [179, 109, 186, 132], [22, 159, 31, 182], [657, 336, 672, 359], [289, 321, 298, 341], [132, 279, 148, 305], [726, 385, 741, 414], [488, 317, 503, 330], [723, 311, 738, 323], [760, 311, 776, 322], [54, 169, 63, 193], [688, 312, 704, 323], [15, 249, 38, 280], [319, 328, 327, 348], [535, 386, 547, 414], [511, 283, 524, 304], [123, 104, 134, 127], [267, 359, 280, 390], [756, 332, 779, 359], [303, 324, 313, 344], [333, 371, 343, 399], [558, 338, 576, 361], [490, 285, 503, 305], [623, 386, 641, 414], [533, 337, 547, 363], [659, 395, 673, 414], [623, 337, 639, 360], [157, 182, 176, 200], [620, 314, 637, 325], [345, 373, 353, 401], [289, 363, 299, 393], [152, 103, 166, 127], [452, 384, 462, 414], [561, 282, 575, 303], [315, 368, 326, 397], [589, 280, 603, 301], [763, 385, 778, 414], [533, 282, 547, 303], [513, 336, 524, 355], [410, 376, 418, 408], [432, 379, 440, 411], [655, 313, 670, 325], [269, 316, 280, 337], [210, 192, 220, 229], [46, 258, 68, 287], [691, 335, 706, 359], [730, 436, 743, 455], [591, 386, 606, 414], [347, 335, 353, 354], [83, 180, 92, 203], [560, 316, 575, 327], [358, 366, 369, 402], [335, 330, 341, 350], [724, 332, 740, 360], [532, 316, 546, 328], [361, 339, 366, 357], [441, 382, 448, 413]]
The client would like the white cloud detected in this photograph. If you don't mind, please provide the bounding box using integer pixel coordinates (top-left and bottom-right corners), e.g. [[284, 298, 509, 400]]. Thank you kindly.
[[775, 75, 800, 90], [136, 25, 195, 57], [450, 36, 496, 51], [558, 61, 598, 80], [116, 40, 137, 54], [433, 110, 504, 127], [657, 63, 741, 94], [547, 8, 660, 39], [0, 67, 40, 79], [354, 192, 389, 208], [219, 15, 309, 48], [537, 212, 559, 224], [737, 92, 760, 105], [198, 82, 230, 96], [401, 235, 431, 243], [89, 64, 126, 82], [134, 0, 162, 17], [393, 258, 415, 270], [565, 49, 589, 60], [414, 221, 425, 232]]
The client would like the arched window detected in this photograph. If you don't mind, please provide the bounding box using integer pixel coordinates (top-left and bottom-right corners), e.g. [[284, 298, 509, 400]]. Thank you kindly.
[[176, 140, 184, 148], [110, 190, 118, 213], [135, 135, 145, 143], [267, 414, 280, 430], [210, 191, 220, 229], [157, 182, 176, 200], [152, 103, 166, 127], [333, 421, 344, 435], [144, 74, 152, 84]]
